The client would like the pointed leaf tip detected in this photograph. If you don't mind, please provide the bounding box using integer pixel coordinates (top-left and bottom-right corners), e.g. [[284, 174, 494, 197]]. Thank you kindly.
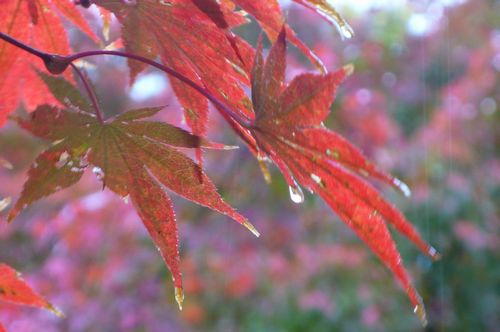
[[174, 287, 184, 311], [243, 220, 261, 237], [47, 303, 65, 318], [0, 263, 63, 318], [342, 63, 354, 76]]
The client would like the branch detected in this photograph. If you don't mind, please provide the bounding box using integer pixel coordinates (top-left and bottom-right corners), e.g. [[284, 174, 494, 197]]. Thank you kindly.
[[65, 50, 251, 128], [0, 31, 251, 129], [0, 32, 50, 61]]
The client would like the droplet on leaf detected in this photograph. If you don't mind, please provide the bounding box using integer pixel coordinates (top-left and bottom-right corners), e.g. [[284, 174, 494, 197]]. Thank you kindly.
[[47, 303, 65, 318], [310, 173, 326, 188], [0, 197, 12, 212], [222, 145, 240, 150], [257, 153, 272, 184], [414, 304, 428, 327], [289, 185, 304, 204], [92, 166, 104, 180], [122, 0, 137, 6], [295, 0, 354, 40], [339, 24, 354, 39], [174, 287, 184, 311], [56, 152, 70, 169], [0, 158, 13, 170], [393, 178, 412, 198], [242, 220, 261, 237], [428, 246, 442, 261]]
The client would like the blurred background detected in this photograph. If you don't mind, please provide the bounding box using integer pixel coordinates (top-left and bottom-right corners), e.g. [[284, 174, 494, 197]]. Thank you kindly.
[[0, 0, 499, 331]]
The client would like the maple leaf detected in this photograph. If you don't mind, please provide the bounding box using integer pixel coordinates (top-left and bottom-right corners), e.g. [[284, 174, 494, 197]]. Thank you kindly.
[[0, 263, 63, 331], [8, 74, 258, 309], [93, 0, 253, 137], [0, 0, 96, 127], [249, 29, 439, 324]]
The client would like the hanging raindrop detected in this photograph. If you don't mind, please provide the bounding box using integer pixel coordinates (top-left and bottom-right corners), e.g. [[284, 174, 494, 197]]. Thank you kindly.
[[0, 157, 13, 170], [414, 304, 428, 327], [339, 24, 354, 39], [92, 166, 104, 180], [393, 177, 412, 198], [428, 246, 442, 261], [175, 287, 184, 311], [289, 185, 304, 204], [0, 197, 11, 212], [243, 220, 261, 237]]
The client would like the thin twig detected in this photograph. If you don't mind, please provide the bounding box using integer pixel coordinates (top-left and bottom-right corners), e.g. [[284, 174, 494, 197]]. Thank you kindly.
[[65, 50, 252, 129], [0, 32, 51, 61], [0, 31, 251, 129], [70, 63, 104, 123]]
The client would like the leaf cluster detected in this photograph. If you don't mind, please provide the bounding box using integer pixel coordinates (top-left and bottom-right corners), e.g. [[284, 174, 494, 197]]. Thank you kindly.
[[0, 0, 437, 326]]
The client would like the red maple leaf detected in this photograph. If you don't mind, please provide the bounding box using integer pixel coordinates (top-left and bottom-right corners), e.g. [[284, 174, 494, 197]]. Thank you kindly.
[[0, 263, 63, 331], [0, 0, 95, 127], [8, 73, 259, 309], [248, 29, 439, 323]]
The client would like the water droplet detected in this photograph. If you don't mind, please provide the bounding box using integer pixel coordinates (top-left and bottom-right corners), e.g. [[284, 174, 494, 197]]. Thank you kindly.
[[47, 303, 64, 318], [414, 304, 428, 327], [339, 24, 354, 39], [51, 139, 64, 146], [289, 185, 304, 204], [159, 0, 172, 6], [222, 145, 239, 150], [310, 173, 321, 183], [92, 166, 104, 180], [59, 151, 69, 162], [428, 246, 442, 261], [122, 195, 130, 204], [242, 220, 260, 237], [326, 149, 340, 159], [70, 167, 81, 173], [257, 153, 272, 184], [310, 173, 326, 188], [174, 287, 184, 311], [0, 158, 13, 170], [0, 197, 12, 212], [122, 0, 137, 6], [393, 178, 411, 198], [257, 153, 270, 163], [359, 169, 369, 177], [56, 151, 70, 169]]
